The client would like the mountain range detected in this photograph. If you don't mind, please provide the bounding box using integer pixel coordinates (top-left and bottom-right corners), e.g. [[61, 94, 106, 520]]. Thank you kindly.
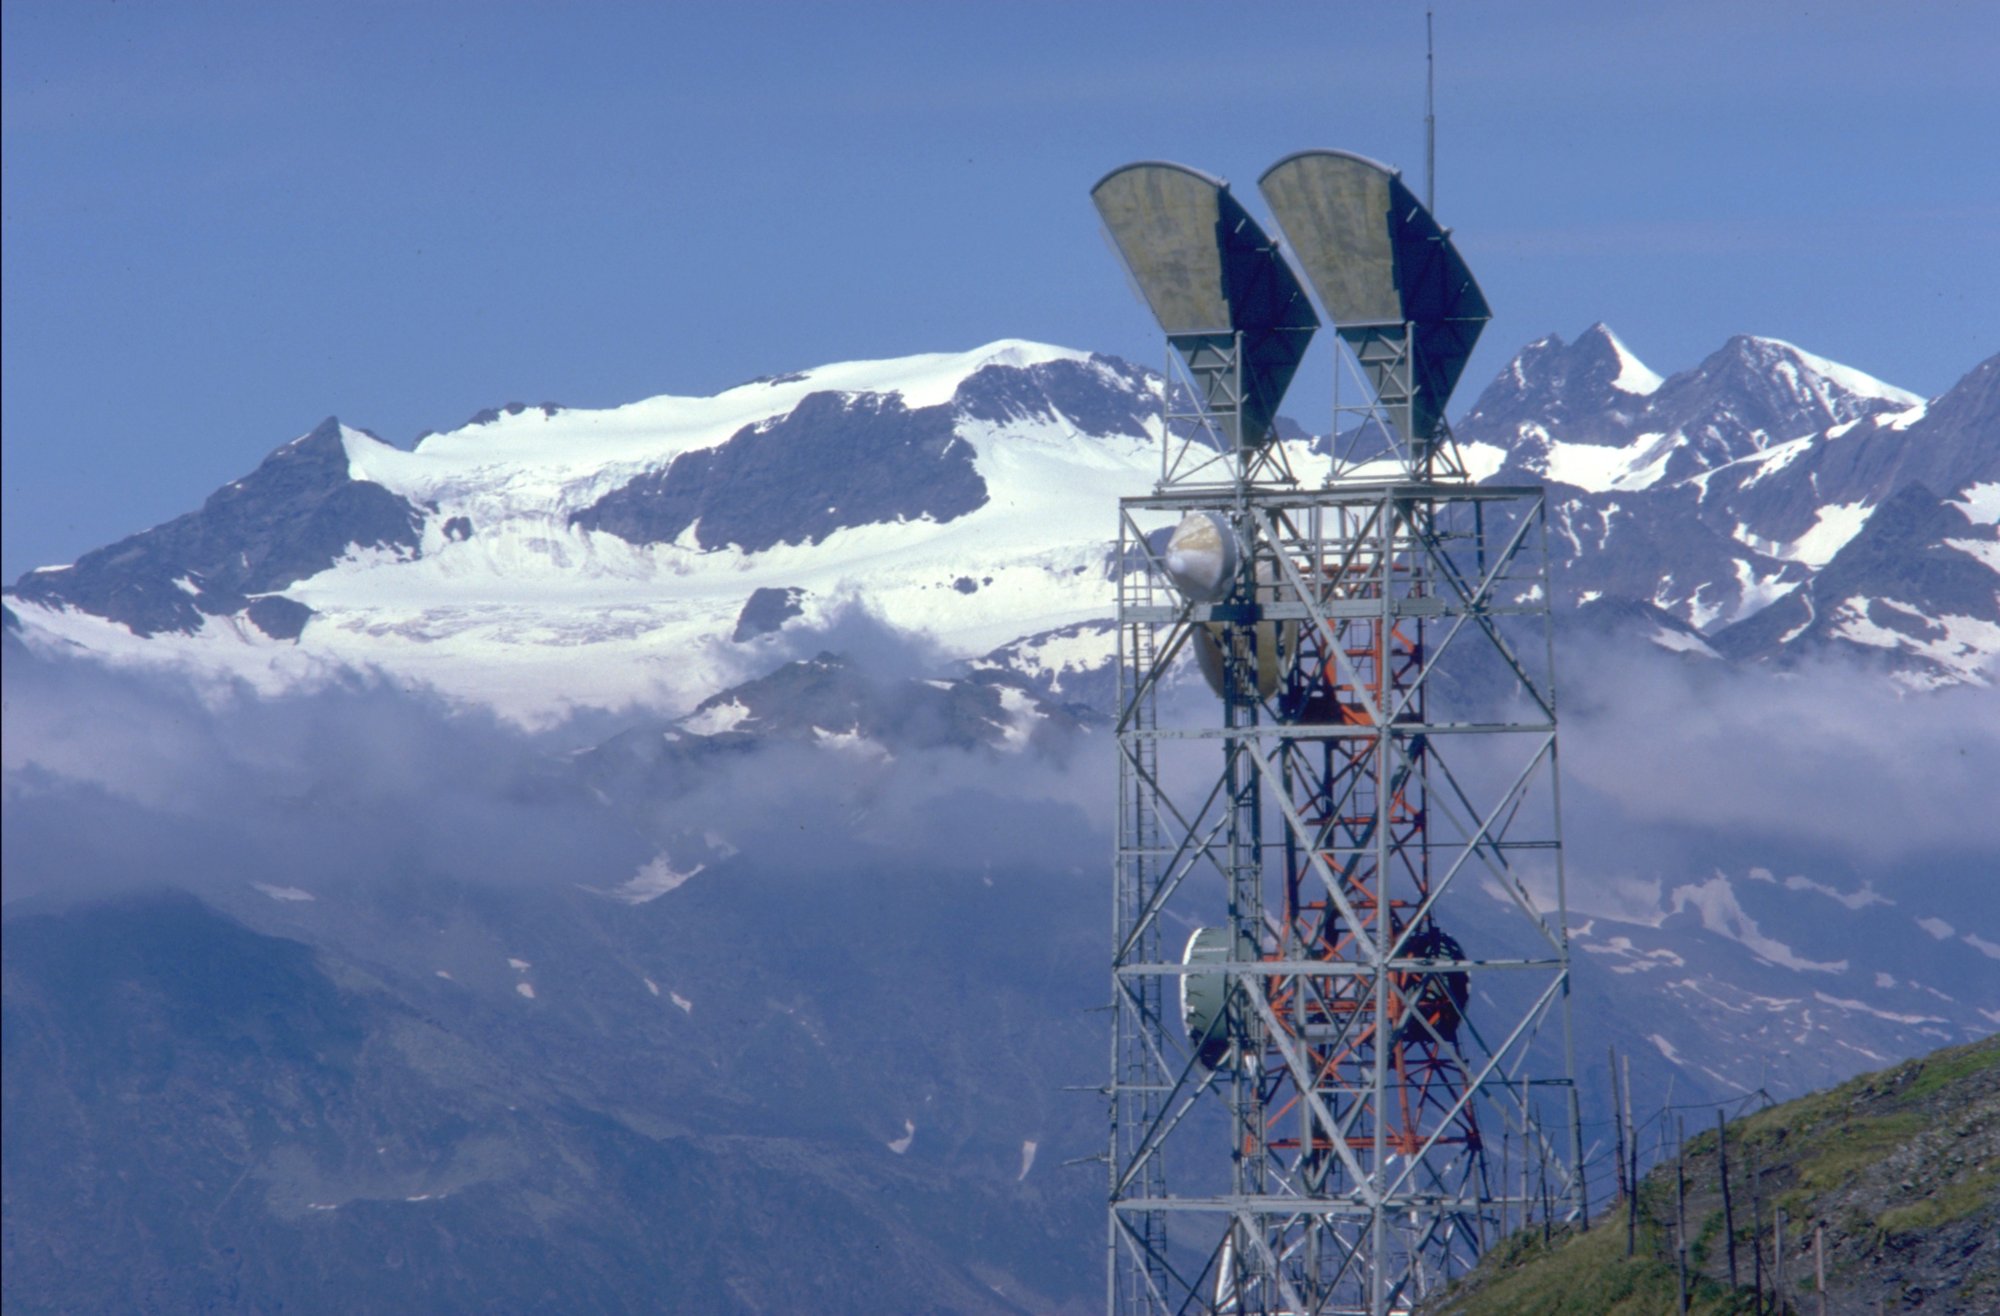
[[1456, 327, 1999, 684], [8, 328, 1995, 720], [4, 326, 1995, 1312]]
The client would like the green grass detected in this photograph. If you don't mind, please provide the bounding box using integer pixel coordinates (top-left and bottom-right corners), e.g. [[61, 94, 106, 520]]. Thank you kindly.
[[1429, 1216, 1759, 1315], [1875, 1165, 2000, 1238], [1424, 1036, 1999, 1315], [1788, 1111, 1924, 1194], [1734, 1037, 1996, 1152], [1904, 1044, 2000, 1101]]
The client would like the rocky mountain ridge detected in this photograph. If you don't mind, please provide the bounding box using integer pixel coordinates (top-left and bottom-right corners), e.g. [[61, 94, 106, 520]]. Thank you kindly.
[[7, 329, 1995, 723], [1456, 326, 1998, 684]]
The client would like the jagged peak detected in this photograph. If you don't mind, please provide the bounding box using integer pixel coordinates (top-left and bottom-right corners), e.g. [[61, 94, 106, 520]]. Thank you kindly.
[[254, 417, 405, 486], [1710, 334, 1922, 409], [286, 416, 345, 448], [1578, 323, 1663, 395], [1467, 325, 1656, 421], [236, 418, 357, 476]]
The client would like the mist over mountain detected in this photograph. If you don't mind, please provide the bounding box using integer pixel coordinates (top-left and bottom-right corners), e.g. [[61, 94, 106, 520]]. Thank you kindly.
[[4, 329, 1995, 1311]]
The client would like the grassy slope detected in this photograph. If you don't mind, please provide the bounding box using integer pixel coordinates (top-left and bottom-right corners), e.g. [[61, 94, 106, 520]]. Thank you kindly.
[[1424, 1034, 1999, 1316]]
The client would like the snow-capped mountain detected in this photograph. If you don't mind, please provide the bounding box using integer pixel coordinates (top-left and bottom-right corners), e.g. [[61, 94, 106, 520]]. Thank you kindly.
[[7, 341, 1164, 724], [1462, 326, 1923, 485], [6, 329, 1996, 1312], [1456, 327, 1998, 683], [7, 330, 1996, 1049], [8, 329, 1995, 715]]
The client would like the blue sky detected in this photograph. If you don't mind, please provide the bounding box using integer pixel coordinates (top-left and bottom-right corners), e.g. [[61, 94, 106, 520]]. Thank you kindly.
[[4, 0, 1996, 581]]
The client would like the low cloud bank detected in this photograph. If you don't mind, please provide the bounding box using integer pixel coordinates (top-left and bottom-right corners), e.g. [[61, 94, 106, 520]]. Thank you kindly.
[[3, 652, 655, 903], [1555, 637, 2000, 869], [6, 623, 1994, 926], [1, 627, 1106, 908]]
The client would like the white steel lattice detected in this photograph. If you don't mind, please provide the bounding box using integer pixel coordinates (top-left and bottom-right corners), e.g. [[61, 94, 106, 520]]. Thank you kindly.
[[1107, 348, 1583, 1315]]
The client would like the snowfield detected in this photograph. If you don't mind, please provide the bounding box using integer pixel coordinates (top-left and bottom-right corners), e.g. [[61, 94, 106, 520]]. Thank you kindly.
[[11, 342, 1179, 725]]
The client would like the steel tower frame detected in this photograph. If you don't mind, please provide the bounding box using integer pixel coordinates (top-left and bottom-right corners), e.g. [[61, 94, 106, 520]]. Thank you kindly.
[[1108, 335, 1584, 1316]]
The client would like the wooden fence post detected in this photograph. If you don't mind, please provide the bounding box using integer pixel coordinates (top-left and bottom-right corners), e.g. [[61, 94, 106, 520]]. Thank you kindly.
[[1718, 1108, 1739, 1288]]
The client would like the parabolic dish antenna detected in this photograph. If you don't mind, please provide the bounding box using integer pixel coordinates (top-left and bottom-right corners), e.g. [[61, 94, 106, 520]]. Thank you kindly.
[[1259, 148, 1490, 446], [1091, 161, 1317, 449]]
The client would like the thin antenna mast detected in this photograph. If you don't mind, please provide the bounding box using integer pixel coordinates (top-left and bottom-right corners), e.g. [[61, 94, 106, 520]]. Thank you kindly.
[[1426, 9, 1437, 211]]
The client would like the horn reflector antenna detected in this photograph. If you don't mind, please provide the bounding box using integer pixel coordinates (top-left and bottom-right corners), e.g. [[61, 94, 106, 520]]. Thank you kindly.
[[1259, 149, 1489, 458], [1092, 161, 1317, 451]]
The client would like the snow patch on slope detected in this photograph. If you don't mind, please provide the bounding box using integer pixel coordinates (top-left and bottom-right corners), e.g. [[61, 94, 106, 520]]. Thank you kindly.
[[1810, 992, 1943, 1026], [1603, 328, 1664, 395], [1669, 874, 1847, 972], [1649, 626, 1719, 658], [1950, 481, 2000, 524], [1784, 501, 1873, 568], [1780, 874, 1892, 910], [253, 883, 316, 902], [1947, 537, 2000, 573], [1747, 336, 1924, 410], [1828, 597, 2000, 686], [602, 854, 706, 903], [994, 685, 1043, 749], [1542, 433, 1677, 493], [683, 700, 750, 735], [1453, 440, 1510, 482]]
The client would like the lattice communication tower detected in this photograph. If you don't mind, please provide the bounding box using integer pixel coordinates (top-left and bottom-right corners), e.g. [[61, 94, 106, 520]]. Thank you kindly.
[[1096, 151, 1584, 1316]]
